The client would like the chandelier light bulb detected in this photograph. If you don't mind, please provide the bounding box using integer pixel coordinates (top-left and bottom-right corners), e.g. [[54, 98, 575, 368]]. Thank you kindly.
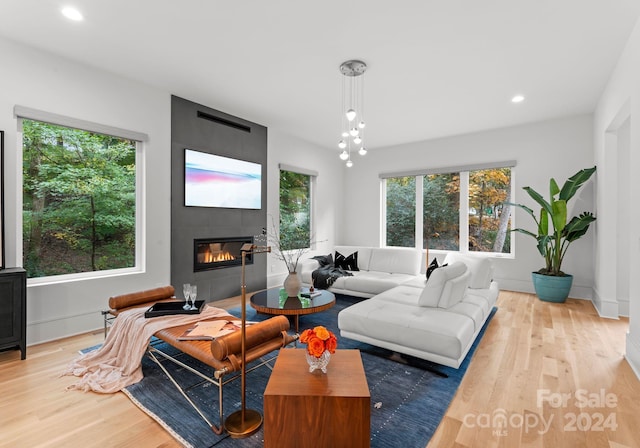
[[342, 131, 349, 138], [338, 140, 347, 149], [358, 120, 366, 129], [339, 150, 349, 160], [346, 109, 357, 121], [349, 127, 359, 137], [353, 136, 362, 144], [346, 159, 353, 167], [358, 147, 367, 156]]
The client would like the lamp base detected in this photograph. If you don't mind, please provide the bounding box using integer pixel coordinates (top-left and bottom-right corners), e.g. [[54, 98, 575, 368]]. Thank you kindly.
[[224, 409, 263, 438]]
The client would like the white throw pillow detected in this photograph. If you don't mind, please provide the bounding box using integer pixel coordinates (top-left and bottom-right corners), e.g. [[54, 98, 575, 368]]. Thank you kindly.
[[418, 262, 468, 307], [443, 253, 493, 289], [437, 268, 472, 308]]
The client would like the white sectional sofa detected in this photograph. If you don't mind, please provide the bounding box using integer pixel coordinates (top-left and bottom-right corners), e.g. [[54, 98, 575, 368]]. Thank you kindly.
[[337, 252, 498, 368], [299, 245, 422, 298]]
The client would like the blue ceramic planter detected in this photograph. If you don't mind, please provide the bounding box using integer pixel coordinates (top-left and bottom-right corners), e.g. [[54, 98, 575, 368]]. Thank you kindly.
[[531, 272, 573, 303]]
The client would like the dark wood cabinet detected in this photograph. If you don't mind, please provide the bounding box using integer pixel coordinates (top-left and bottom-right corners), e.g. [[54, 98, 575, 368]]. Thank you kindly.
[[0, 268, 27, 359]]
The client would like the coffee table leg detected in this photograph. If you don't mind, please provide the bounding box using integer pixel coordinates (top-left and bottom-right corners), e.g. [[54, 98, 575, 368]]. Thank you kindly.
[[295, 315, 299, 333]]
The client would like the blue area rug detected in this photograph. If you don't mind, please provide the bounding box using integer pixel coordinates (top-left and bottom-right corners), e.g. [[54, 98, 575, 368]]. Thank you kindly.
[[120, 295, 496, 448]]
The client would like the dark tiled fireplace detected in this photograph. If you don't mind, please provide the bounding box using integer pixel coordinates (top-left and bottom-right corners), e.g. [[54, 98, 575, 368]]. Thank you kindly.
[[193, 236, 254, 272]]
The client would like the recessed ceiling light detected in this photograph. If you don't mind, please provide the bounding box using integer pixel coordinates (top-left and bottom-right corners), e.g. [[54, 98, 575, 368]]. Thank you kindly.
[[61, 7, 83, 21], [511, 95, 525, 103]]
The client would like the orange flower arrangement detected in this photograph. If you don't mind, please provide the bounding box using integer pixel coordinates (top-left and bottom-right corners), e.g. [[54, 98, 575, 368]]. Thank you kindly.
[[299, 325, 338, 358]]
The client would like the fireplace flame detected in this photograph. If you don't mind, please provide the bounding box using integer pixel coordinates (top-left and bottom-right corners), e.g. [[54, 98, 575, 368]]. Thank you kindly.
[[204, 250, 235, 263]]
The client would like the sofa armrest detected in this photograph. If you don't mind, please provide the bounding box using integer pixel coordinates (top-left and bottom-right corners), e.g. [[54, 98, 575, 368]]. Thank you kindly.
[[299, 258, 320, 275]]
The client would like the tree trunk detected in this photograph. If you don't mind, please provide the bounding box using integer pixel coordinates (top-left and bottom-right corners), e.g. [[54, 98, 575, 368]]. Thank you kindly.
[[493, 187, 511, 253], [26, 148, 44, 271], [90, 196, 97, 271]]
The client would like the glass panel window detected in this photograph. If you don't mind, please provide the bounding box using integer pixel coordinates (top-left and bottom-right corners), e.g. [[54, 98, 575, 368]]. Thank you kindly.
[[385, 176, 416, 247], [468, 167, 511, 253], [279, 170, 311, 250], [382, 164, 514, 256], [423, 173, 460, 250], [22, 119, 137, 278]]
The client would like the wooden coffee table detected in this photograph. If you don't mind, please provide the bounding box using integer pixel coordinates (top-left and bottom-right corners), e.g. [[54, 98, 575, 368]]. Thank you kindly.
[[263, 348, 371, 447], [249, 288, 335, 332]]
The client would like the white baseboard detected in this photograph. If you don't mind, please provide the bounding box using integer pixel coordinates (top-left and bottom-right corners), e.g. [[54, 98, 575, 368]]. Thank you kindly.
[[618, 299, 630, 317], [27, 311, 103, 346], [592, 288, 620, 319], [625, 332, 640, 381], [496, 277, 593, 301]]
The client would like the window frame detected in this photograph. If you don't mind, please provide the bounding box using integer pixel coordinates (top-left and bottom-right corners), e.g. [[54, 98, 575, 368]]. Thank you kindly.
[[15, 106, 147, 285], [381, 162, 516, 258]]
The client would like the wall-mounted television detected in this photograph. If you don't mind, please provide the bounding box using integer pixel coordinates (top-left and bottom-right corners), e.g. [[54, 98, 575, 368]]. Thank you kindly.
[[184, 149, 262, 209]]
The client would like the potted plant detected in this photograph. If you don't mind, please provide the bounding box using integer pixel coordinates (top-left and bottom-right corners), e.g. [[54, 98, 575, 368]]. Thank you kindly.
[[508, 166, 596, 302]]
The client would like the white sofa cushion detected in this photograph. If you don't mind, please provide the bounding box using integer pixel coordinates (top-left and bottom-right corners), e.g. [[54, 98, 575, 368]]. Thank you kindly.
[[338, 298, 476, 361], [368, 247, 421, 276], [418, 262, 469, 308], [340, 271, 417, 295], [437, 267, 472, 308], [443, 253, 493, 289], [371, 284, 425, 306]]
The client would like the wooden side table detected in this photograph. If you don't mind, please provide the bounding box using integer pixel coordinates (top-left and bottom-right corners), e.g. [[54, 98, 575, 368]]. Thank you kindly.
[[263, 348, 370, 448]]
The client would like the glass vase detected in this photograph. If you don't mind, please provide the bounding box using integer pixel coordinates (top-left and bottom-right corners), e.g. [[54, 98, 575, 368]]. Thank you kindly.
[[305, 351, 331, 373]]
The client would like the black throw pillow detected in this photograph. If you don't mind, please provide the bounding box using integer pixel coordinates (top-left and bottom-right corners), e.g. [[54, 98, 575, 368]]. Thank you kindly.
[[335, 251, 359, 271], [312, 253, 334, 267], [426, 258, 439, 279]]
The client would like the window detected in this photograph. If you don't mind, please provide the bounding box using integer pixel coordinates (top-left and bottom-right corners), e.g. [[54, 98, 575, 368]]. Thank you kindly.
[[22, 119, 139, 278], [383, 163, 514, 255], [279, 168, 312, 250], [424, 173, 460, 250], [385, 176, 416, 247], [468, 168, 511, 253]]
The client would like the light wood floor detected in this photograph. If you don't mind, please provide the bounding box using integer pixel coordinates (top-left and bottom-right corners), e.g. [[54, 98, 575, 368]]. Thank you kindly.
[[1, 291, 638, 448]]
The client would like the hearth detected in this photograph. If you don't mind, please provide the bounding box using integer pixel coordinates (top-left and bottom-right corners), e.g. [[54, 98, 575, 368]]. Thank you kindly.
[[193, 236, 254, 272]]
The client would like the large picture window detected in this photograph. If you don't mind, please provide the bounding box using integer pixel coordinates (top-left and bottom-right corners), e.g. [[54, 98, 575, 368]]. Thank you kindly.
[[279, 168, 312, 251], [21, 118, 139, 279], [383, 163, 514, 255]]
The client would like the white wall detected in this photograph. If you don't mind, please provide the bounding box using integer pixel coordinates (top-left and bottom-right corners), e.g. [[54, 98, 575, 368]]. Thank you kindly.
[[0, 37, 172, 345], [594, 16, 640, 378], [340, 115, 596, 299], [266, 130, 345, 286]]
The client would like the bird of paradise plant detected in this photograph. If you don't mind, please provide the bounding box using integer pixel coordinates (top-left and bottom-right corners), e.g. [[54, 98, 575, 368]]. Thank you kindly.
[[507, 166, 596, 276]]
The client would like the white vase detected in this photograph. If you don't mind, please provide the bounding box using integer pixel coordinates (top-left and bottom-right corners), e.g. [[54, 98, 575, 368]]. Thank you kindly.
[[283, 271, 301, 298]]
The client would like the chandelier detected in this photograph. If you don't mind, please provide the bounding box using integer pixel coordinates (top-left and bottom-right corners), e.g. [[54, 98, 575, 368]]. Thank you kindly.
[[338, 60, 367, 167]]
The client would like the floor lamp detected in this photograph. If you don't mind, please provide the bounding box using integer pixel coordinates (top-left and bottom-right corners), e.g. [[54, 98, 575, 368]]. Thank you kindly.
[[225, 243, 271, 438]]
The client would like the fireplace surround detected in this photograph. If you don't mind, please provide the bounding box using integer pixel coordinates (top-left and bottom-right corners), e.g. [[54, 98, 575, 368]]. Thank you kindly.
[[193, 236, 254, 272], [171, 96, 267, 300]]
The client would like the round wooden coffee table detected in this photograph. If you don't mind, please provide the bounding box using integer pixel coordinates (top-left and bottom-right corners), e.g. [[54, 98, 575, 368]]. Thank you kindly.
[[249, 288, 336, 333]]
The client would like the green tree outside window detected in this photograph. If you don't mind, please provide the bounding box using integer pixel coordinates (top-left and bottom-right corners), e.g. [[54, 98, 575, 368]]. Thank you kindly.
[[22, 120, 137, 278]]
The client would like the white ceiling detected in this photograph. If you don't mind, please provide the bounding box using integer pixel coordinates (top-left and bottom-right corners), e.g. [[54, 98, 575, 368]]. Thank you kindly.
[[1, 1, 639, 150]]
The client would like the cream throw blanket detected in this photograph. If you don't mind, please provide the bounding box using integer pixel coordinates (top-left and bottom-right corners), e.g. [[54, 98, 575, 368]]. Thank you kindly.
[[63, 305, 232, 393]]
